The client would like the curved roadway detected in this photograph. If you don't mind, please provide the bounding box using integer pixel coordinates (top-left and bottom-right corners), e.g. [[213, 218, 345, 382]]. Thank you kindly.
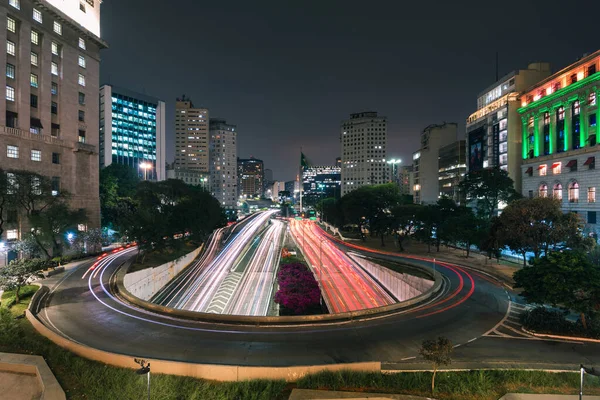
[[34, 236, 600, 368]]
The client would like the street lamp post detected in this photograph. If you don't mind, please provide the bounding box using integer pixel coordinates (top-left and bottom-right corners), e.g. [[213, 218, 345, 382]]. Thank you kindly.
[[134, 359, 151, 400], [386, 159, 402, 187], [139, 162, 152, 181]]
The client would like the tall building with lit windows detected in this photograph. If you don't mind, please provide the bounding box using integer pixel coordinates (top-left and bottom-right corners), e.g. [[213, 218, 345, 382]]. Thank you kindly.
[[174, 96, 209, 172], [340, 111, 387, 196], [99, 85, 166, 181], [520, 50, 600, 237], [209, 118, 237, 210], [466, 63, 551, 194], [0, 0, 107, 245], [238, 157, 263, 199]]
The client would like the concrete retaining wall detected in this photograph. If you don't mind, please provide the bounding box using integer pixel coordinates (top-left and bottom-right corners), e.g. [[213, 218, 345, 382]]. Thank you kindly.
[[0, 352, 66, 400], [123, 246, 203, 301], [25, 309, 380, 382]]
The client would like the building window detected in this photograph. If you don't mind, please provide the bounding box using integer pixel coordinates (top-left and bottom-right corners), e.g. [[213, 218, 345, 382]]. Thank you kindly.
[[7, 145, 18, 159], [30, 51, 39, 67], [52, 153, 60, 164], [51, 82, 58, 95], [31, 30, 39, 45], [539, 164, 547, 176], [30, 94, 38, 108], [51, 102, 58, 114], [33, 8, 42, 23], [589, 211, 597, 225], [78, 74, 85, 86], [6, 229, 18, 240], [6, 85, 15, 101], [51, 124, 60, 137], [573, 100, 580, 116], [588, 64, 597, 77], [80, 2, 86, 12], [7, 16, 16, 33], [51, 41, 59, 56], [78, 130, 86, 143], [570, 73, 578, 84], [78, 92, 85, 105], [591, 113, 597, 127], [552, 162, 561, 175], [78, 55, 86, 68], [30, 73, 38, 88], [51, 62, 58, 75], [589, 187, 596, 203], [51, 177, 60, 196], [557, 107, 565, 152], [590, 93, 597, 106], [553, 183, 563, 200], [31, 149, 41, 162], [53, 21, 62, 35], [539, 184, 548, 198], [7, 40, 15, 56], [78, 110, 85, 122], [6, 63, 15, 79], [78, 37, 86, 50], [568, 181, 579, 203], [9, 0, 20, 10]]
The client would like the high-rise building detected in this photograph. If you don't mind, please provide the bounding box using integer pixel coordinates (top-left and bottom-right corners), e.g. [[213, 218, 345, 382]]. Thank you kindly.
[[412, 123, 458, 204], [0, 0, 107, 243], [438, 140, 467, 203], [209, 118, 237, 210], [285, 180, 300, 204], [166, 163, 209, 190], [302, 165, 341, 206], [397, 166, 414, 197], [466, 63, 551, 192], [340, 111, 387, 195], [263, 168, 274, 197], [174, 96, 209, 172], [238, 157, 263, 199], [520, 51, 600, 237], [99, 85, 165, 181], [335, 157, 341, 168]]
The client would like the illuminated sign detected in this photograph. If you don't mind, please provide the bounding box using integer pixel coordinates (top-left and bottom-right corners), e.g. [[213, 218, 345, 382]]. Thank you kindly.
[[45, 0, 101, 37]]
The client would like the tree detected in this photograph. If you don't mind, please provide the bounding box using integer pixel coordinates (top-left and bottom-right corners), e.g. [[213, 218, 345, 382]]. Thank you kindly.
[[99, 164, 140, 229], [514, 251, 600, 329], [439, 206, 481, 257], [316, 198, 343, 227], [459, 167, 521, 220], [419, 336, 453, 394], [414, 204, 441, 252], [0, 169, 9, 239], [0, 258, 43, 303], [390, 204, 422, 251], [28, 202, 87, 258]]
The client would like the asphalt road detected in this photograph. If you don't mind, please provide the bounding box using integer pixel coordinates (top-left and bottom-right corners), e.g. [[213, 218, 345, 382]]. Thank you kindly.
[[34, 238, 600, 369]]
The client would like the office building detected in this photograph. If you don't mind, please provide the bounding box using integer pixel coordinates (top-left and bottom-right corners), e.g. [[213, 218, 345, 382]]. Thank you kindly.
[[269, 181, 286, 202], [520, 51, 600, 237], [99, 85, 166, 181], [340, 111, 387, 195], [174, 96, 209, 172], [392, 165, 413, 197], [412, 123, 458, 204], [238, 157, 263, 199], [209, 118, 237, 210], [466, 63, 551, 192], [285, 180, 300, 204], [0, 0, 107, 244], [166, 164, 209, 190], [335, 157, 341, 168], [302, 165, 341, 206], [438, 140, 467, 203]]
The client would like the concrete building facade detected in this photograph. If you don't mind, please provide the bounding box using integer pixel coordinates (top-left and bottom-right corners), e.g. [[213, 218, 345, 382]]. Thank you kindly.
[[302, 165, 341, 206], [209, 118, 237, 209], [466, 63, 551, 192], [438, 140, 467, 203], [174, 96, 209, 172], [520, 51, 600, 237], [238, 156, 263, 199], [166, 165, 209, 190], [340, 111, 387, 196], [99, 85, 166, 181], [0, 0, 107, 242], [412, 123, 458, 204]]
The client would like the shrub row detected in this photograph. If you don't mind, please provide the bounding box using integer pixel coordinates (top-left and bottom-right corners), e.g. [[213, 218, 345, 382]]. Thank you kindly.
[[521, 306, 600, 339], [274, 262, 321, 315]]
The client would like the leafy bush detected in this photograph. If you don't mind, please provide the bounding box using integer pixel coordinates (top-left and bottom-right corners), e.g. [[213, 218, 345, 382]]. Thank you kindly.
[[274, 262, 321, 315], [521, 306, 600, 338]]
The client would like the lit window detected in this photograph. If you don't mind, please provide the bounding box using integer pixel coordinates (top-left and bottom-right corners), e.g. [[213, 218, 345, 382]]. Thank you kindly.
[[33, 8, 42, 23], [31, 51, 38, 66], [589, 187, 596, 203], [568, 181, 579, 203], [539, 164, 547, 176], [78, 74, 85, 86], [573, 100, 580, 116], [6, 85, 15, 101], [558, 106, 565, 121], [78, 37, 86, 50], [51, 62, 58, 75], [78, 224, 87, 232], [539, 184, 548, 198], [53, 21, 62, 35], [6, 63, 15, 79], [51, 82, 58, 95], [51, 41, 59, 55], [31, 30, 39, 45], [31, 149, 41, 162], [78, 55, 86, 68], [552, 162, 561, 175], [30, 73, 38, 88], [7, 16, 16, 33], [553, 183, 563, 200], [590, 93, 597, 106], [9, 0, 20, 10], [7, 40, 15, 56], [7, 229, 18, 240], [7, 145, 19, 159]]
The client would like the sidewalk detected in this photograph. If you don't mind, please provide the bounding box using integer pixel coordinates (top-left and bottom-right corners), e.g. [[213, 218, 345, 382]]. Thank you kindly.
[[289, 389, 433, 400]]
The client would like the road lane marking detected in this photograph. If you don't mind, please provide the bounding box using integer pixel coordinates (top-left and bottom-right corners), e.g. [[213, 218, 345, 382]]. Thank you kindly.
[[401, 356, 416, 361], [468, 338, 477, 343]]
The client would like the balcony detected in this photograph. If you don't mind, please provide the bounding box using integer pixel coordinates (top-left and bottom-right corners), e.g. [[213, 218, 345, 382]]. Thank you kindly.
[[0, 126, 64, 146], [74, 141, 96, 154]]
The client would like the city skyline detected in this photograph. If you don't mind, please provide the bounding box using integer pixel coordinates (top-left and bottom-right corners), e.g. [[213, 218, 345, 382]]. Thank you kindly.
[[99, 1, 600, 181]]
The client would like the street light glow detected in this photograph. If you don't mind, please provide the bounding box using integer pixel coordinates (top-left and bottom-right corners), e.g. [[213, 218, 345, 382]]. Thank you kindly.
[[139, 162, 152, 170]]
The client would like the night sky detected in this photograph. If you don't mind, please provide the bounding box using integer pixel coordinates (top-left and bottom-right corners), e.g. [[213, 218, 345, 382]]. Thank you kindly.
[[100, 0, 600, 182]]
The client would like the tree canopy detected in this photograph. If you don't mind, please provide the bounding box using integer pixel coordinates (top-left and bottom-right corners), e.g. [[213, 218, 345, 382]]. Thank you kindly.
[[459, 167, 521, 220]]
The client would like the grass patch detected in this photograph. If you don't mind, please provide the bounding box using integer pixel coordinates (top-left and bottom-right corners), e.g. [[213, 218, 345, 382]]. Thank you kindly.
[[297, 370, 600, 400], [129, 242, 199, 273], [1, 285, 39, 310]]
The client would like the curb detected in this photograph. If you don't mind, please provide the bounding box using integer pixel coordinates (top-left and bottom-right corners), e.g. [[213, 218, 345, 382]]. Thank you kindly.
[[521, 327, 600, 343]]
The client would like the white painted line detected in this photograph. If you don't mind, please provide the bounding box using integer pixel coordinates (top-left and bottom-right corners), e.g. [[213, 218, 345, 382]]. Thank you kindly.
[[401, 356, 416, 361], [453, 344, 461, 348], [468, 337, 477, 343]]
